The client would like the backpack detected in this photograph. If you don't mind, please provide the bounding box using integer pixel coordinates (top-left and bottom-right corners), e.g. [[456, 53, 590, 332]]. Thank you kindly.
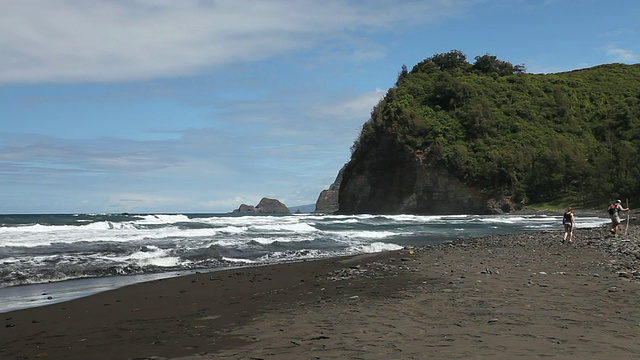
[[563, 212, 572, 224], [608, 203, 617, 215]]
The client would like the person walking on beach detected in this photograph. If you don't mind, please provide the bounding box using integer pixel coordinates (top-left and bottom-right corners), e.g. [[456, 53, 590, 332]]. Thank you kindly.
[[609, 199, 630, 236], [562, 207, 575, 243]]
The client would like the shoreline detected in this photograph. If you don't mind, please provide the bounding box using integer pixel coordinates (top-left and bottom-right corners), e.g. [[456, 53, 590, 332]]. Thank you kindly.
[[0, 211, 612, 314], [2, 222, 639, 359]]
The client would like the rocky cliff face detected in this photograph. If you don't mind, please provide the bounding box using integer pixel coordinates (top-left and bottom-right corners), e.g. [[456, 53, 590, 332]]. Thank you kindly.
[[314, 164, 345, 214], [337, 133, 514, 215]]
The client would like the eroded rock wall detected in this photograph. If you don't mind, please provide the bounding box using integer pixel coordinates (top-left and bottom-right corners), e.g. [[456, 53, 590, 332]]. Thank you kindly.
[[337, 134, 495, 215]]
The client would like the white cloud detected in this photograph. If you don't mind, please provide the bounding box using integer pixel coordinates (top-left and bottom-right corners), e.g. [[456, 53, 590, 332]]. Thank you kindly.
[[606, 47, 639, 63], [0, 0, 481, 84], [0, 134, 178, 172], [315, 88, 386, 120]]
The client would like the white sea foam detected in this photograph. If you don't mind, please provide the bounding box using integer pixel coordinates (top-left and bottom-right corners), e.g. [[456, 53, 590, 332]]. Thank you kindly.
[[92, 246, 181, 267], [251, 222, 318, 232], [0, 214, 612, 251], [216, 226, 248, 234], [0, 223, 68, 233], [478, 216, 529, 224], [329, 230, 397, 240], [355, 242, 404, 253], [326, 218, 359, 224], [222, 257, 258, 264], [136, 214, 192, 224], [576, 218, 610, 228], [0, 224, 226, 248], [390, 214, 447, 222], [256, 249, 328, 262], [248, 236, 309, 244]]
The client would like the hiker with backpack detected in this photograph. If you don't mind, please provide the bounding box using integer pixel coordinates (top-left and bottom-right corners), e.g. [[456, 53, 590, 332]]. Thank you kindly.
[[609, 199, 630, 236], [562, 207, 575, 243]]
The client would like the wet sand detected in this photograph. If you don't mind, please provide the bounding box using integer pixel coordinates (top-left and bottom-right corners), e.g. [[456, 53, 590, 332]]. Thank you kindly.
[[2, 224, 639, 359]]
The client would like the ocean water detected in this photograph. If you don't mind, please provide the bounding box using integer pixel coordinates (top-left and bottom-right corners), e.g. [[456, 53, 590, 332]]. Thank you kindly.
[[0, 212, 609, 312]]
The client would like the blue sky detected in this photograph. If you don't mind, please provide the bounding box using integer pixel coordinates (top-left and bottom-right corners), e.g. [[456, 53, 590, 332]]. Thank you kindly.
[[1, 0, 638, 214]]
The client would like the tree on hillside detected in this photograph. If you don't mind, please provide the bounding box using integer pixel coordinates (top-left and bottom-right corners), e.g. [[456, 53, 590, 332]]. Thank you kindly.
[[396, 64, 409, 85], [473, 54, 526, 75], [411, 50, 469, 73]]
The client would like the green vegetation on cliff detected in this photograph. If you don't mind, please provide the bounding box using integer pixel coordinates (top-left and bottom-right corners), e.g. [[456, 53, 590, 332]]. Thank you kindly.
[[351, 50, 640, 206]]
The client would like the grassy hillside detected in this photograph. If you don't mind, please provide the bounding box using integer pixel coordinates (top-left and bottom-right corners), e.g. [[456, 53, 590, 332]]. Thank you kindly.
[[350, 51, 640, 207]]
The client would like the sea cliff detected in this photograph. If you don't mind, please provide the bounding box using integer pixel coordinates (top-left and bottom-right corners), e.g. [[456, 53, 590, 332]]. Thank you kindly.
[[324, 51, 640, 214], [337, 132, 500, 214]]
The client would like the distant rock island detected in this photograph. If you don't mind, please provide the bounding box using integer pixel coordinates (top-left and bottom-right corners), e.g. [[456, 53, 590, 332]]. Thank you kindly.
[[232, 198, 291, 215]]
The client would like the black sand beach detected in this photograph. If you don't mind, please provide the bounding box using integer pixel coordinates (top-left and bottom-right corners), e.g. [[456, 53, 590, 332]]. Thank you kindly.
[[2, 223, 640, 359]]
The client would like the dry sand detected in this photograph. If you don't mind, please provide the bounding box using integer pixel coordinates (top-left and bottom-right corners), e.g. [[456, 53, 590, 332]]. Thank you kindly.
[[2, 224, 639, 360]]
